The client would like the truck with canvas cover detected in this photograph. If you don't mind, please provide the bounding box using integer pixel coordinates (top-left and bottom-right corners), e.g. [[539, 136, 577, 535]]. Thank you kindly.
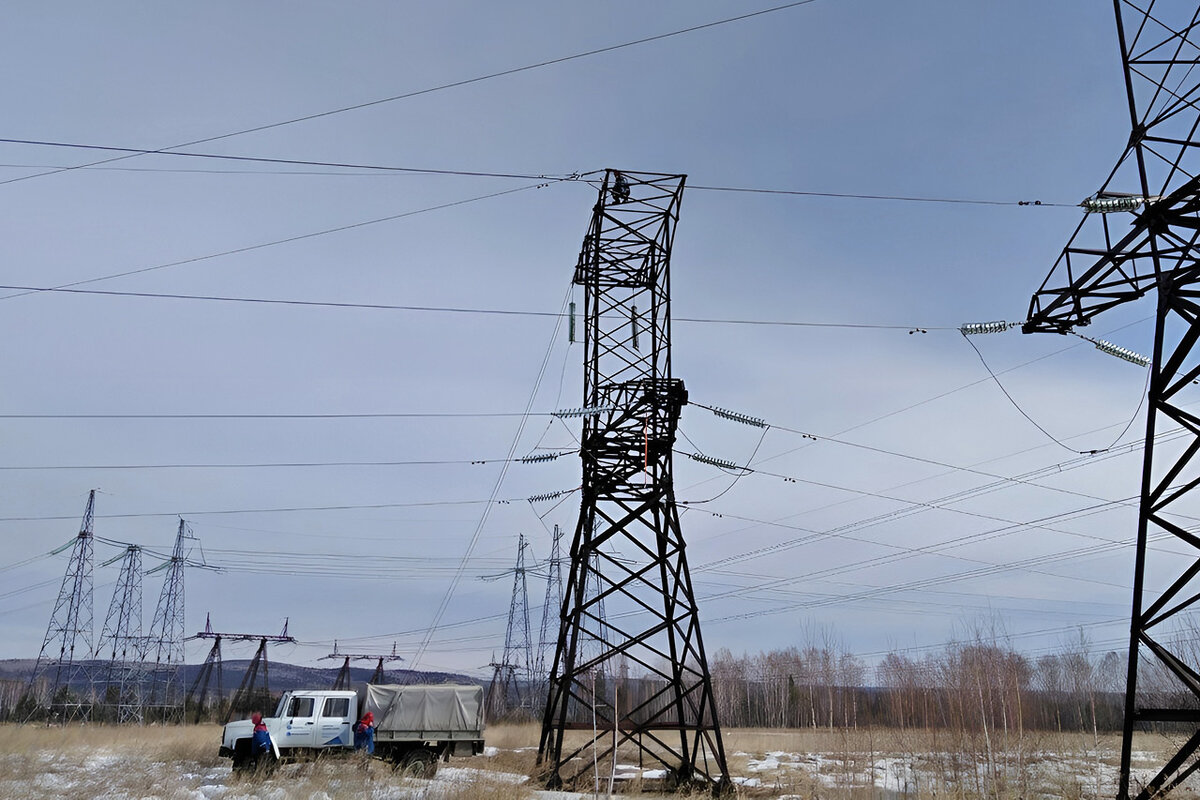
[[219, 684, 485, 776]]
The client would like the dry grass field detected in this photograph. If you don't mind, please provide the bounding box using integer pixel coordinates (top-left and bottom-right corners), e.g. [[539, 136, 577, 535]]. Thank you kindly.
[[0, 721, 1194, 799]]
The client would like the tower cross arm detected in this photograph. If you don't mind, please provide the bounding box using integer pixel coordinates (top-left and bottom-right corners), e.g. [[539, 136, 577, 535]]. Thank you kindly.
[[1023, 176, 1200, 335]]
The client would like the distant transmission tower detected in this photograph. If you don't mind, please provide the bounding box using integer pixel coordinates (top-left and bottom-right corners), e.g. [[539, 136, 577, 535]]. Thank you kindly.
[[27, 490, 98, 722], [535, 524, 565, 686], [487, 534, 534, 720], [538, 171, 729, 790], [145, 520, 194, 723], [322, 642, 404, 688], [96, 544, 144, 723], [187, 616, 295, 724], [186, 614, 223, 725]]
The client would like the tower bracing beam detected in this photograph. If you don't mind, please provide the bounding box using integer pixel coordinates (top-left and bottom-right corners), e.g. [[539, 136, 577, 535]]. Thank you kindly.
[[1023, 4, 1200, 799], [537, 170, 730, 792]]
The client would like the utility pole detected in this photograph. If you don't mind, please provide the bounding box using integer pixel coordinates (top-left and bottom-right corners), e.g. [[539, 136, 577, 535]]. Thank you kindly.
[[538, 171, 729, 791], [487, 534, 534, 720], [1022, 4, 1200, 798], [96, 544, 144, 723], [27, 490, 98, 722], [144, 520, 195, 723]]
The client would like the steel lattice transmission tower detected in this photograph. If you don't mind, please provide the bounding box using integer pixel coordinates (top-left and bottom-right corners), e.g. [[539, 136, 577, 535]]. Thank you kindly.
[[27, 490, 98, 722], [322, 641, 403, 688], [488, 533, 534, 720], [535, 523, 565, 686], [186, 615, 295, 724], [96, 544, 144, 723], [145, 520, 193, 723], [538, 170, 729, 791], [1023, 4, 1200, 798]]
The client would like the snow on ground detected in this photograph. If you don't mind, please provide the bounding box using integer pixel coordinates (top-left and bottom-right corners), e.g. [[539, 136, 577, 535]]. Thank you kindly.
[[1, 737, 1192, 799]]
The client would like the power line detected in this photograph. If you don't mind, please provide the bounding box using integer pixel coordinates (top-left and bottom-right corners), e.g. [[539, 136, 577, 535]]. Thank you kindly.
[[0, 138, 581, 181], [410, 285, 574, 669], [0, 179, 570, 302], [0, 453, 572, 471], [0, 497, 519, 522], [0, 282, 955, 332], [0, 138, 1077, 210], [0, 411, 543, 420], [0, 1, 819, 187], [685, 182, 1075, 208], [0, 162, 446, 177]]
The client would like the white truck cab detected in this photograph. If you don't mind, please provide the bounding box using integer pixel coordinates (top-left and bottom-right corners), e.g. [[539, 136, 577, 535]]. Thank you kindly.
[[220, 689, 356, 769]]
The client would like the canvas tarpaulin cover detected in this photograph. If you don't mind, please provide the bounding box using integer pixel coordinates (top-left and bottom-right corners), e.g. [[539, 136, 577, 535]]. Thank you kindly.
[[362, 684, 484, 734]]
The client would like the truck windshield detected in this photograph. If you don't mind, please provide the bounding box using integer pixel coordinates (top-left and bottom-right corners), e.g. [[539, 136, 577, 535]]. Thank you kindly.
[[274, 693, 290, 717]]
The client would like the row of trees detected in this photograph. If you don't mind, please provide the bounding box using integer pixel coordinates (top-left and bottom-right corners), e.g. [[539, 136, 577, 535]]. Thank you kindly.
[[706, 635, 1133, 733]]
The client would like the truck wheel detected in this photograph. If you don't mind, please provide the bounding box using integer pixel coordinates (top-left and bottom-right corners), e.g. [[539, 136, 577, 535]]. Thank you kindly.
[[399, 748, 438, 779]]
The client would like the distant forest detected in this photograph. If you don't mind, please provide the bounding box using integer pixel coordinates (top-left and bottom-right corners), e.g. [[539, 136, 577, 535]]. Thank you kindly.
[[705, 639, 1130, 733], [6, 636, 1195, 734]]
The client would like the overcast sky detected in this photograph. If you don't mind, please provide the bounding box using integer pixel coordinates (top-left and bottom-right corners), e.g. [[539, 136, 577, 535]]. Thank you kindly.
[[0, 1, 1168, 680]]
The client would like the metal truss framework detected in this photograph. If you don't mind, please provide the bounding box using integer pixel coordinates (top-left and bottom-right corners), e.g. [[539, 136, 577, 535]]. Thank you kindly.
[[538, 171, 729, 791], [488, 534, 534, 720], [535, 523, 565, 685], [28, 490, 97, 722], [96, 544, 144, 723], [1023, 3, 1200, 798], [144, 520, 193, 723], [322, 642, 403, 689], [186, 615, 295, 723]]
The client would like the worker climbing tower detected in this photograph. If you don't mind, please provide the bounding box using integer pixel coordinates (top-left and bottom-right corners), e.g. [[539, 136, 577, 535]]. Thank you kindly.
[[538, 170, 729, 790], [1023, 4, 1200, 798]]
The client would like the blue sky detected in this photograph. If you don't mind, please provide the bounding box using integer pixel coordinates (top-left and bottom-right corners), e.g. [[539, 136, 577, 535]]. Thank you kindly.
[[0, 1, 1166, 679]]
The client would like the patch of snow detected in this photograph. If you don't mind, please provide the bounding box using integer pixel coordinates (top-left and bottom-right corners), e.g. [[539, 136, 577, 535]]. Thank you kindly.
[[732, 776, 762, 787], [874, 756, 919, 793], [746, 754, 781, 772], [436, 765, 529, 785], [483, 746, 501, 757], [639, 768, 668, 779]]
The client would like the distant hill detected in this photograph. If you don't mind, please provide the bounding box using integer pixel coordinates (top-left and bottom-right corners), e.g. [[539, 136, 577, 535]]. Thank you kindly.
[[0, 658, 481, 693]]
